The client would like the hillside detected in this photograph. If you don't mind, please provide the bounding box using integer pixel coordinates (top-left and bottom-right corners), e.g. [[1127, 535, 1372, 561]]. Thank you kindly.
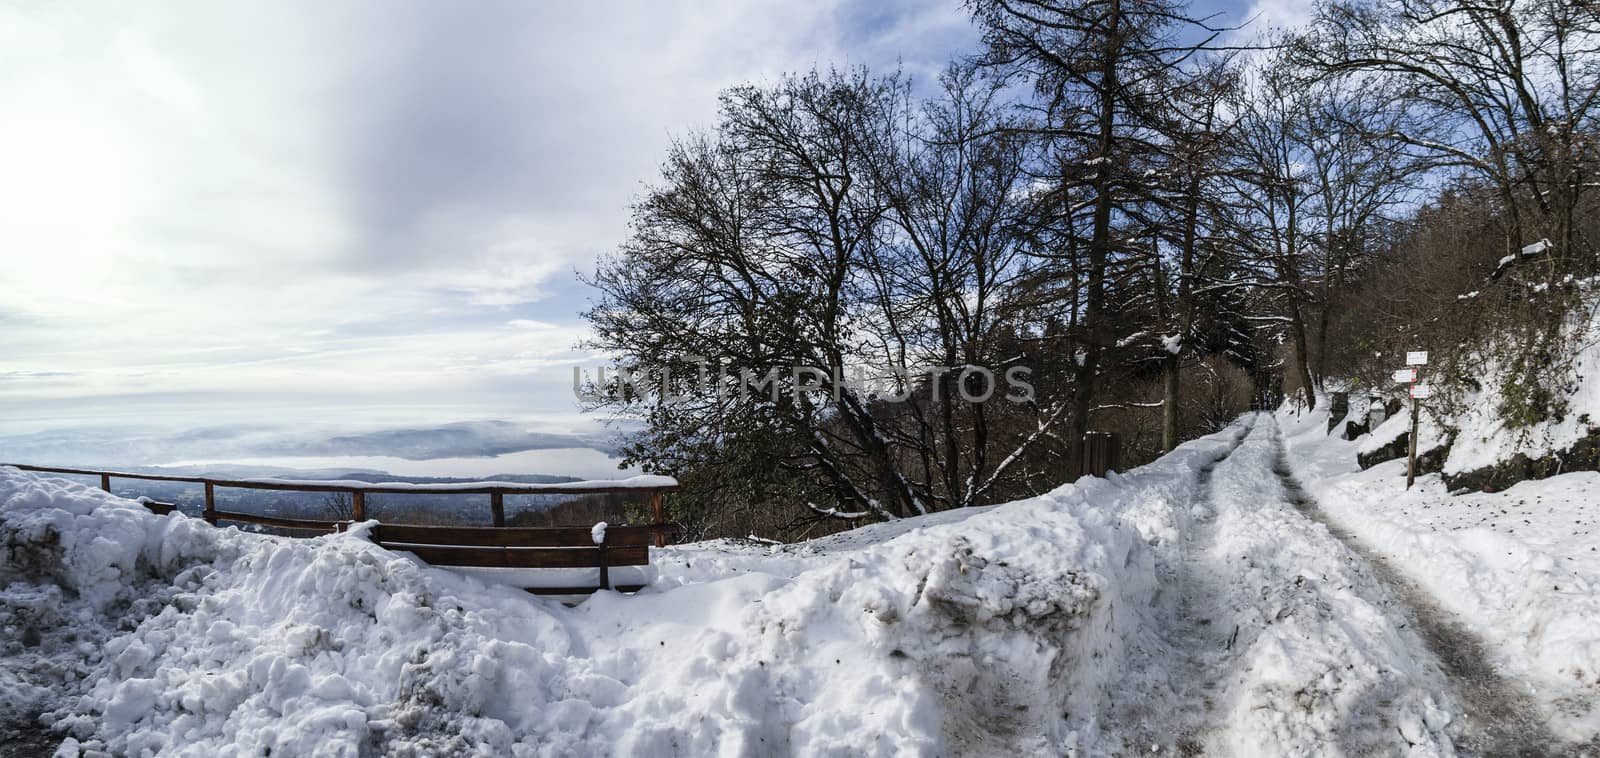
[[1337, 298, 1600, 495]]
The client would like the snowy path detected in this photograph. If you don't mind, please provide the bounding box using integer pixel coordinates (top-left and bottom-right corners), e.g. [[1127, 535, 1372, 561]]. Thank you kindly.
[[1283, 405, 1600, 748], [1117, 414, 1521, 755], [1202, 415, 1462, 754], [1267, 419, 1566, 757]]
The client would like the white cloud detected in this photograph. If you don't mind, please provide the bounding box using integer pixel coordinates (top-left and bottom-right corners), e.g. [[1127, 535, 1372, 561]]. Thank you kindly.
[[0, 0, 976, 438], [1233, 0, 1318, 39]]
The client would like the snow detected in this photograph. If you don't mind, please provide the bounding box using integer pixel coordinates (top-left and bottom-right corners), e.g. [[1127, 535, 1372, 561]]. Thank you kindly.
[[1115, 329, 1149, 348], [448, 565, 654, 591], [229, 474, 679, 492], [1356, 399, 1447, 458], [1161, 333, 1182, 355], [1441, 306, 1600, 476], [1282, 406, 1600, 742], [4, 459, 1176, 755], [1113, 419, 1461, 754], [5, 412, 1591, 753], [1358, 406, 1410, 454], [590, 522, 607, 545]]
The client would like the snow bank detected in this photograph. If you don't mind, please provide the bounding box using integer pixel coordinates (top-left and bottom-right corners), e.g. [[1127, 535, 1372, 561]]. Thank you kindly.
[[2, 466, 578, 757], [1, 434, 1229, 756], [1357, 405, 1409, 455], [1441, 307, 1600, 477], [1356, 401, 1447, 459]]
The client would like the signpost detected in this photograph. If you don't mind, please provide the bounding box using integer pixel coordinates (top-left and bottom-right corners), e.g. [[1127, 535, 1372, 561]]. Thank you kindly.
[[1394, 351, 1430, 488]]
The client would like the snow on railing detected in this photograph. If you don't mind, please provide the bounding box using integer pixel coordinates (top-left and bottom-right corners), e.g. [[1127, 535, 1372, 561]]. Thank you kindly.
[[1, 463, 679, 546]]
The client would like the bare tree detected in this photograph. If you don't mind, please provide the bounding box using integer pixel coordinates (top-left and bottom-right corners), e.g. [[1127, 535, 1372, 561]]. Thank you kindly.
[[970, 0, 1238, 467], [319, 492, 386, 522], [1297, 0, 1600, 266], [1149, 60, 1240, 451], [587, 69, 1052, 529], [1218, 52, 1428, 406]]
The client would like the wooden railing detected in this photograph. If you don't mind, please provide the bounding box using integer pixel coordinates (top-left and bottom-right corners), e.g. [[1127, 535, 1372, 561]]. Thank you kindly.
[[3, 463, 680, 594]]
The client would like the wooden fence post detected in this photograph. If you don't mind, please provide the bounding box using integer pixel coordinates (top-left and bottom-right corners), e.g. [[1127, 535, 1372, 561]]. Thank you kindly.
[[597, 532, 610, 591], [352, 490, 366, 521], [100, 474, 111, 492], [490, 491, 505, 527], [1406, 397, 1420, 490], [1081, 432, 1122, 477], [203, 482, 217, 525], [650, 492, 665, 548]]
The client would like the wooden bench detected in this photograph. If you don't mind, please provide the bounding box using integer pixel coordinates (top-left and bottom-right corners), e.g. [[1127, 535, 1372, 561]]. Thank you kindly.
[[5, 463, 678, 595], [367, 523, 665, 594], [190, 511, 673, 594]]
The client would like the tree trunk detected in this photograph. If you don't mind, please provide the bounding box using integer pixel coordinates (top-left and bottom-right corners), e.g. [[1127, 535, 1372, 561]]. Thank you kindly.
[[1288, 297, 1317, 411], [1069, 0, 1121, 480], [1314, 292, 1330, 389], [1161, 352, 1180, 452], [1164, 155, 1203, 454]]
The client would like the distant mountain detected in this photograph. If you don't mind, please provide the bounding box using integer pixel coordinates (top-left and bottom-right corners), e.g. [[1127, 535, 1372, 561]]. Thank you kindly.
[[121, 463, 582, 485], [0, 419, 623, 469], [33, 462, 594, 528]]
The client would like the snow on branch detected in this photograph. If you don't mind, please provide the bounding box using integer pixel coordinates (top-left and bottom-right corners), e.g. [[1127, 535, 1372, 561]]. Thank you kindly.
[[1090, 401, 1163, 412], [804, 501, 873, 520], [962, 401, 1071, 506], [1239, 314, 1295, 323]]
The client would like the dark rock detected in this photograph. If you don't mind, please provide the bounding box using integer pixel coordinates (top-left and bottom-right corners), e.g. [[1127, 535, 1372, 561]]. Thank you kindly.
[[1355, 430, 1450, 474], [1357, 432, 1410, 470], [1327, 392, 1350, 433], [1442, 426, 1600, 492], [1418, 443, 1449, 475]]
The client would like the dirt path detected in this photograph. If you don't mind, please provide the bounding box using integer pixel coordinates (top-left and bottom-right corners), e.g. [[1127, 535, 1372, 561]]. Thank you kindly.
[[1267, 417, 1573, 757]]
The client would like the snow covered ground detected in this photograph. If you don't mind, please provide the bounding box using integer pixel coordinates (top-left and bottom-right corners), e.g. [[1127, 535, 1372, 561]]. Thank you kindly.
[[1, 456, 1166, 756], [1108, 418, 1475, 755], [1283, 404, 1600, 745], [3, 414, 1595, 755]]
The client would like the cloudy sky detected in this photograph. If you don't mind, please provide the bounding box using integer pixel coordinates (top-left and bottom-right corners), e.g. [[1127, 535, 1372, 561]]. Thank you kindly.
[[0, 0, 1303, 471]]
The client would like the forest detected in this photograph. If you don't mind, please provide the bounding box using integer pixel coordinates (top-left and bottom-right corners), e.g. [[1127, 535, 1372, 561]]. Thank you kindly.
[[582, 0, 1600, 541]]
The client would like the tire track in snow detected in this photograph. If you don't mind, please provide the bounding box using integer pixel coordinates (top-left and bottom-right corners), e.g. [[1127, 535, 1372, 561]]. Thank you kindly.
[[1115, 417, 1256, 755], [1267, 417, 1572, 758]]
